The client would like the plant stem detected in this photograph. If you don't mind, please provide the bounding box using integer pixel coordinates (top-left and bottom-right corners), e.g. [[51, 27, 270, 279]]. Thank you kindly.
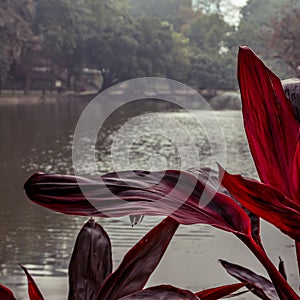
[[240, 235, 299, 300]]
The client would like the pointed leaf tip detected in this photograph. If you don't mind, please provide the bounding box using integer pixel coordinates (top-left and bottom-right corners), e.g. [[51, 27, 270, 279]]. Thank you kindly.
[[24, 170, 252, 236], [20, 265, 44, 300], [95, 217, 179, 300], [119, 285, 199, 299], [219, 259, 279, 300], [237, 46, 300, 199], [68, 219, 112, 300], [195, 282, 245, 300]]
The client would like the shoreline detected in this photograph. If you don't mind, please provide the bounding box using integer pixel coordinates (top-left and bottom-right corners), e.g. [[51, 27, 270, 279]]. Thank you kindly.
[[0, 92, 96, 106]]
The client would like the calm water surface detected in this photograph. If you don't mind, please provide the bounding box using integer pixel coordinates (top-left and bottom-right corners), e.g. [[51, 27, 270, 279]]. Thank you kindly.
[[0, 98, 297, 299]]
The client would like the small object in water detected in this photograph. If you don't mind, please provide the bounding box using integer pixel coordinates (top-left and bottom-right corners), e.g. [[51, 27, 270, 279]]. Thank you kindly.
[[129, 215, 144, 227]]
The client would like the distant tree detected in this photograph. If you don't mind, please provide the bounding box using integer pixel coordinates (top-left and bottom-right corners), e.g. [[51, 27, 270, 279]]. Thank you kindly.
[[234, 0, 283, 54], [187, 47, 236, 91], [184, 13, 236, 90], [128, 0, 193, 31], [264, 2, 300, 77], [193, 0, 221, 14], [87, 16, 190, 91], [134, 19, 189, 81], [85, 13, 139, 91], [0, 0, 38, 92], [34, 0, 93, 88], [184, 13, 233, 51], [235, 0, 300, 77]]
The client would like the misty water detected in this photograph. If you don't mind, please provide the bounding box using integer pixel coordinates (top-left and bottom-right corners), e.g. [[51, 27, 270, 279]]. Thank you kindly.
[[0, 98, 297, 299]]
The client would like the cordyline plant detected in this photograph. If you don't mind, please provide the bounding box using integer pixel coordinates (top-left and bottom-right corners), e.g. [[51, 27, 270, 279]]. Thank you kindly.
[[0, 217, 246, 300], [2, 46, 300, 299]]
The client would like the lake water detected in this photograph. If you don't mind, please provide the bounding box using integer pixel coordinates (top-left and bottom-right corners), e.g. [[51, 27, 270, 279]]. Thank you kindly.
[[0, 97, 298, 299]]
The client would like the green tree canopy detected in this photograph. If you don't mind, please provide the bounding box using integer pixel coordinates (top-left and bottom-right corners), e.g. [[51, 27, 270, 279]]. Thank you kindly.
[[184, 13, 236, 90], [129, 0, 193, 31]]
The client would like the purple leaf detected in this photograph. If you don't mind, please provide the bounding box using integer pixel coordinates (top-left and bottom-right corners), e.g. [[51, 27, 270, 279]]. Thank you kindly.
[[118, 285, 200, 299], [94, 217, 179, 300], [68, 219, 112, 300], [190, 167, 260, 243], [24, 170, 251, 236], [219, 259, 279, 300]]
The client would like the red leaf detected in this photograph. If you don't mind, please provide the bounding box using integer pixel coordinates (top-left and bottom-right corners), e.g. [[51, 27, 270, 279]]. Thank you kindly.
[[237, 46, 300, 200], [20, 265, 44, 300], [219, 259, 278, 300], [68, 219, 112, 300], [195, 283, 245, 299], [220, 167, 300, 241], [24, 170, 251, 236], [0, 284, 16, 300], [189, 167, 260, 243], [118, 285, 200, 299], [94, 217, 178, 300]]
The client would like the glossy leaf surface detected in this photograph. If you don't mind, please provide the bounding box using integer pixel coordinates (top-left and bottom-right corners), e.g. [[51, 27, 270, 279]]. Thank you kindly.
[[95, 217, 178, 300], [220, 167, 300, 241], [220, 259, 279, 300], [238, 46, 300, 200], [189, 167, 260, 242], [118, 285, 199, 299], [24, 170, 251, 236], [195, 282, 245, 299], [68, 219, 112, 300]]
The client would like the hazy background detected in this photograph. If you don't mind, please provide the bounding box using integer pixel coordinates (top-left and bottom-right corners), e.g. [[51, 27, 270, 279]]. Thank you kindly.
[[1, 0, 300, 299], [1, 0, 299, 97]]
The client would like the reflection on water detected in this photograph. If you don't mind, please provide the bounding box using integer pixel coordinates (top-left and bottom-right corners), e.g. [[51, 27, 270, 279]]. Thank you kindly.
[[0, 98, 295, 298]]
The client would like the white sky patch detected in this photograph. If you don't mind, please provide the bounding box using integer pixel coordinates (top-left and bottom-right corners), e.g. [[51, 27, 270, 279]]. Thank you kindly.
[[220, 0, 248, 26], [229, 0, 248, 6]]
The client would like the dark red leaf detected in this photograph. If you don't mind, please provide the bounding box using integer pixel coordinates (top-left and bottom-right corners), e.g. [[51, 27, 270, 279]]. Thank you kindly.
[[237, 46, 300, 201], [20, 265, 44, 300], [118, 285, 200, 299], [0, 284, 16, 300], [195, 283, 245, 299], [189, 167, 260, 243], [24, 170, 251, 236], [219, 259, 279, 300], [220, 167, 300, 241], [68, 219, 112, 300], [94, 217, 178, 300]]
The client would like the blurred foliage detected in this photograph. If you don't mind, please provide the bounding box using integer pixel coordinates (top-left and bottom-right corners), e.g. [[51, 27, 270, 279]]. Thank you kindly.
[[0, 0, 299, 93], [128, 0, 193, 31], [0, 0, 38, 90]]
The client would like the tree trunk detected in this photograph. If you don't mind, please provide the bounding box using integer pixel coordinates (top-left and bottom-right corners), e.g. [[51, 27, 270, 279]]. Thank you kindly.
[[24, 70, 32, 95], [67, 65, 73, 88]]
